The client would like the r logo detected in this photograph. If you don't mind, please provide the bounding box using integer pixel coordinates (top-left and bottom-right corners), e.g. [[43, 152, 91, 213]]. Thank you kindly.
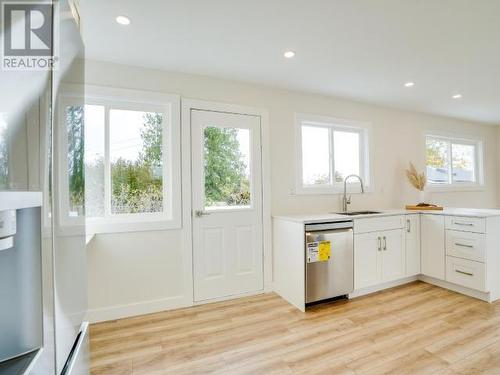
[[3, 2, 53, 56]]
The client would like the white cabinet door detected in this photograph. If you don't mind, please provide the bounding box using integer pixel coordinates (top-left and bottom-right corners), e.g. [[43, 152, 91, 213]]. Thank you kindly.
[[405, 215, 421, 276], [354, 232, 382, 289], [381, 229, 405, 282], [421, 214, 445, 280]]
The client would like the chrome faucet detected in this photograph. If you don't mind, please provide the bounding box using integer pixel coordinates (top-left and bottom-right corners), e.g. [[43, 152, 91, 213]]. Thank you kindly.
[[342, 174, 365, 212]]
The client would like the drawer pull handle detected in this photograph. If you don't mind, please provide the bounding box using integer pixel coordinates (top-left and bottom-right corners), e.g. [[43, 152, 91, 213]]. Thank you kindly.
[[455, 269, 474, 277], [383, 236, 387, 251], [455, 222, 474, 226], [454, 243, 474, 248], [377, 237, 382, 252]]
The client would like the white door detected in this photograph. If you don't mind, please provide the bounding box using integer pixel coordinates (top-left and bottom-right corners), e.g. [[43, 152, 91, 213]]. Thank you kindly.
[[354, 232, 381, 289], [421, 214, 445, 280], [381, 229, 405, 282], [191, 109, 263, 302]]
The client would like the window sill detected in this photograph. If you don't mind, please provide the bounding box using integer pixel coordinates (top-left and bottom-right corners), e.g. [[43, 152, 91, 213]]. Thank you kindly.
[[86, 217, 181, 235], [426, 184, 485, 193], [292, 184, 374, 196]]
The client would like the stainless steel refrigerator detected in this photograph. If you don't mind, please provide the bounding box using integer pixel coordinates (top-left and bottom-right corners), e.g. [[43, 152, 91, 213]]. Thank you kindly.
[[0, 0, 88, 373]]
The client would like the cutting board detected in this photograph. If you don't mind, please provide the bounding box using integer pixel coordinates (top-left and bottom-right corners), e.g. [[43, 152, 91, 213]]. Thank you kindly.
[[405, 205, 443, 211]]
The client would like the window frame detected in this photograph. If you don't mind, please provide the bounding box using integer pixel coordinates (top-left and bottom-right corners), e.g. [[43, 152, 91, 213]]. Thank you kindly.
[[60, 85, 181, 234], [200, 123, 254, 212], [424, 132, 485, 191], [295, 113, 372, 195]]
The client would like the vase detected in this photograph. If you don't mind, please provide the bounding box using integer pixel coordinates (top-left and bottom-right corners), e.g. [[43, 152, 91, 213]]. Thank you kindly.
[[418, 190, 428, 204]]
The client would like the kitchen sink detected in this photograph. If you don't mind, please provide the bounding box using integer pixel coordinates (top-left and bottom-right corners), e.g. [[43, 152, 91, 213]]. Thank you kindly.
[[333, 211, 382, 216]]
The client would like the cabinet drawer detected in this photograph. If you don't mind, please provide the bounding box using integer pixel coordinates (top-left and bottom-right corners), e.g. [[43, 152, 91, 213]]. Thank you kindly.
[[445, 216, 485, 233], [354, 216, 404, 234], [446, 256, 486, 292], [446, 230, 485, 262]]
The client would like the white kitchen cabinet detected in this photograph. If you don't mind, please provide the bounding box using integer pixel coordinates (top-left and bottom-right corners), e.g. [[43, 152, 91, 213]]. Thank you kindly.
[[446, 230, 485, 263], [421, 214, 445, 280], [354, 232, 381, 289], [443, 216, 488, 293], [354, 228, 404, 289], [354, 216, 404, 234], [446, 256, 486, 292], [382, 229, 405, 282], [405, 214, 421, 276], [273, 210, 500, 312], [445, 216, 485, 233]]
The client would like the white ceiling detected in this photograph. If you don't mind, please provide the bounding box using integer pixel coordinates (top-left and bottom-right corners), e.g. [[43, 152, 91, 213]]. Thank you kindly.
[[80, 0, 500, 124]]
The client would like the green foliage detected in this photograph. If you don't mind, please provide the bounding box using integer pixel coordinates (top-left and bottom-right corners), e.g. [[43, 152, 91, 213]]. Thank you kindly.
[[83, 109, 251, 215], [426, 140, 447, 168], [66, 106, 85, 212], [204, 127, 250, 206], [139, 113, 163, 167], [111, 157, 162, 214], [110, 112, 164, 214]]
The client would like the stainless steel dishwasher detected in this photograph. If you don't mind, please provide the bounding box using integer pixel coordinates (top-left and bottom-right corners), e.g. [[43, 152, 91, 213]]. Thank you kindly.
[[305, 221, 354, 304]]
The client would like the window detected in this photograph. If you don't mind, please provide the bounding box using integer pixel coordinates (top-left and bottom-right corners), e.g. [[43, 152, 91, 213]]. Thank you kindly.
[[203, 126, 251, 209], [64, 86, 181, 233], [425, 135, 483, 188], [109, 109, 164, 215], [296, 114, 371, 193]]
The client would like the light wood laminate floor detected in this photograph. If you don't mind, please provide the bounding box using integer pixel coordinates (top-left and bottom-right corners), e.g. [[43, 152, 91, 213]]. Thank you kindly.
[[90, 281, 500, 374]]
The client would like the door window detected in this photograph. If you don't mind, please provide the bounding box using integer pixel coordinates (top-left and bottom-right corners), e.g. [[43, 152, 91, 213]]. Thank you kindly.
[[203, 126, 251, 210]]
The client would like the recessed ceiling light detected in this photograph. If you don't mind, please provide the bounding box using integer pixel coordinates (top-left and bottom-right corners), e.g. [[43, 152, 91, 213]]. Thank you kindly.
[[116, 15, 131, 25], [452, 94, 462, 99], [404, 82, 415, 87], [284, 51, 295, 58]]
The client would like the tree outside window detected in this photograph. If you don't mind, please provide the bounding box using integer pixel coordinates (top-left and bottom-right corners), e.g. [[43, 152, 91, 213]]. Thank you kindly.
[[426, 136, 479, 185], [203, 127, 251, 208]]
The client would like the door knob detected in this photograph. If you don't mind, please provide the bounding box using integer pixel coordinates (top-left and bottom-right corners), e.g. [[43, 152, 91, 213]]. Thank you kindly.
[[194, 210, 211, 218]]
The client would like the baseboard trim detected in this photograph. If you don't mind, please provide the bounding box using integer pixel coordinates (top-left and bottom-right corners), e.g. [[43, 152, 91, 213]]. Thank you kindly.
[[194, 289, 265, 305], [349, 276, 419, 299], [86, 295, 191, 323], [86, 275, 493, 324], [418, 275, 491, 302], [348, 274, 492, 303], [87, 290, 269, 324]]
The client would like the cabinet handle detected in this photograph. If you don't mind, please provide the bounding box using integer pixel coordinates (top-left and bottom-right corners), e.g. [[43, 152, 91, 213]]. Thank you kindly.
[[455, 269, 474, 277], [406, 219, 411, 233], [454, 222, 474, 227], [454, 243, 474, 248], [377, 237, 382, 251], [383, 236, 387, 251]]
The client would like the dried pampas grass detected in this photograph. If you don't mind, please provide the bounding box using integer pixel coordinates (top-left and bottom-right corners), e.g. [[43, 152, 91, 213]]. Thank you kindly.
[[406, 162, 426, 191]]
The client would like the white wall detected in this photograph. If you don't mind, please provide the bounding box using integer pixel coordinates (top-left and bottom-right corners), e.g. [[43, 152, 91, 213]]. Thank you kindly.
[[86, 230, 187, 321], [82, 59, 498, 321]]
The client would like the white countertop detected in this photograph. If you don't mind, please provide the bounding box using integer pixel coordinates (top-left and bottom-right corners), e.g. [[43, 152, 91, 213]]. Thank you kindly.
[[273, 208, 500, 224]]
